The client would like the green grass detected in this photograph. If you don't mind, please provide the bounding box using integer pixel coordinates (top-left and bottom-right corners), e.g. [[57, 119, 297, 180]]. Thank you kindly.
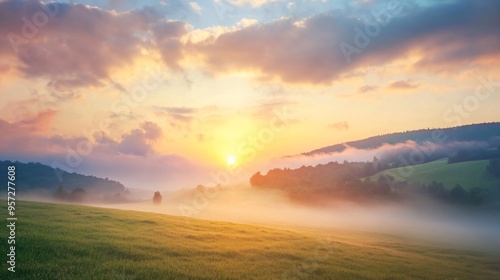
[[369, 159, 500, 190], [1, 201, 499, 279]]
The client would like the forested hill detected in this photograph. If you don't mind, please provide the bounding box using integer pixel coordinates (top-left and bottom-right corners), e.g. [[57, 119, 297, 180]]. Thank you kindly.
[[302, 122, 500, 156], [0, 160, 125, 194]]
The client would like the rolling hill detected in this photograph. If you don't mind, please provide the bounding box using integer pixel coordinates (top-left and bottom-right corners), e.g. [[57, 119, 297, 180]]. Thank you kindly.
[[1, 201, 499, 279], [302, 122, 500, 156], [368, 159, 500, 190], [0, 160, 126, 197]]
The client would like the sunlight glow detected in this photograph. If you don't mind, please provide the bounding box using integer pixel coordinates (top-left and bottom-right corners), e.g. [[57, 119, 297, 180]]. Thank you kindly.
[[227, 155, 236, 165]]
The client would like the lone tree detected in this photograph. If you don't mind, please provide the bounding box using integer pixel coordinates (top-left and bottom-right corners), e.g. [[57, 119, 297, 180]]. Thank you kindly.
[[54, 186, 68, 200], [69, 188, 87, 202], [153, 191, 162, 204]]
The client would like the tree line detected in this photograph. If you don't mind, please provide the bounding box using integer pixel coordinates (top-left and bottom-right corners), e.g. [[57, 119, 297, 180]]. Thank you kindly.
[[250, 159, 499, 208]]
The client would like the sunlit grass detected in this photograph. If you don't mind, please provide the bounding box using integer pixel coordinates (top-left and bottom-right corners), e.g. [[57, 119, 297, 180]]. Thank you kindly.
[[369, 159, 499, 190], [1, 201, 499, 279]]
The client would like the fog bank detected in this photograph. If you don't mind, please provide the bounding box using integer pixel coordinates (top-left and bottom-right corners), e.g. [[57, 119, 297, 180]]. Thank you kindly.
[[104, 184, 500, 254]]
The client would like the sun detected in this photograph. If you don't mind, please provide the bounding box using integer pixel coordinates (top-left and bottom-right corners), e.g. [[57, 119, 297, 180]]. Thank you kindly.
[[226, 155, 236, 165]]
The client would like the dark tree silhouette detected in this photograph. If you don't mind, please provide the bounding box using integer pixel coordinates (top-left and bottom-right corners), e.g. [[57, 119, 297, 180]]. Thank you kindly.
[[427, 181, 448, 201], [468, 187, 483, 205], [249, 172, 264, 186], [450, 184, 467, 204], [362, 162, 376, 177], [486, 159, 500, 178], [153, 191, 162, 204], [54, 186, 68, 200], [69, 188, 86, 202]]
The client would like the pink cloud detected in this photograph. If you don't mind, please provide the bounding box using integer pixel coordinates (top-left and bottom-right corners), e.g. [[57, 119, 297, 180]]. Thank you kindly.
[[189, 1, 500, 85], [0, 114, 206, 189], [2, 0, 498, 89], [0, 0, 184, 91], [18, 109, 58, 133], [387, 80, 419, 90], [328, 121, 349, 131]]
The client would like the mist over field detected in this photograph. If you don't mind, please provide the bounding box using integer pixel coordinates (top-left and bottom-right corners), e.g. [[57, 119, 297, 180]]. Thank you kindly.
[[105, 184, 500, 254]]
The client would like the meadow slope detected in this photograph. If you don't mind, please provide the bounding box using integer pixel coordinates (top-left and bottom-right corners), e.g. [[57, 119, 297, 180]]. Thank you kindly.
[[368, 159, 500, 190], [1, 201, 500, 279]]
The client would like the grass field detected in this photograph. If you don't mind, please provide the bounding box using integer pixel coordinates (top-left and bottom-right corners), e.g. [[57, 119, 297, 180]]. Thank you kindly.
[[368, 159, 500, 190], [1, 201, 500, 279]]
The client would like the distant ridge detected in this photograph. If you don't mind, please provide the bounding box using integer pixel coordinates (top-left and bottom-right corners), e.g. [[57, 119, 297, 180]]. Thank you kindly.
[[0, 160, 125, 194], [301, 122, 500, 156]]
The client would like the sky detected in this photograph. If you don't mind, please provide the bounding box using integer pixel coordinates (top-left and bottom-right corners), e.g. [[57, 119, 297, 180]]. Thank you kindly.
[[0, 0, 499, 190]]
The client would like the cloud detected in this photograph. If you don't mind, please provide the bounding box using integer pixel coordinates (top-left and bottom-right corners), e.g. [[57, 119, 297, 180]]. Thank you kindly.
[[3, 0, 497, 89], [358, 85, 378, 93], [153, 105, 234, 133], [189, 0, 500, 85], [251, 99, 294, 119], [0, 113, 162, 157], [114, 122, 162, 156], [0, 0, 184, 91], [189, 2, 202, 14], [17, 109, 58, 133], [328, 121, 349, 130], [189, 16, 344, 84], [153, 20, 190, 69], [0, 94, 58, 123], [387, 80, 419, 90], [0, 114, 205, 189], [197, 133, 205, 142], [0, 110, 68, 155], [162, 107, 196, 115], [0, 109, 58, 141], [0, 63, 12, 82], [223, 0, 281, 8], [154, 106, 197, 129]]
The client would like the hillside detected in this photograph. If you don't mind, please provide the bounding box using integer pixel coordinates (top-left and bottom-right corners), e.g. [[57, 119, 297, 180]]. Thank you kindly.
[[368, 159, 500, 190], [1, 201, 500, 279], [250, 155, 500, 207], [303, 122, 500, 156], [0, 160, 125, 196]]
